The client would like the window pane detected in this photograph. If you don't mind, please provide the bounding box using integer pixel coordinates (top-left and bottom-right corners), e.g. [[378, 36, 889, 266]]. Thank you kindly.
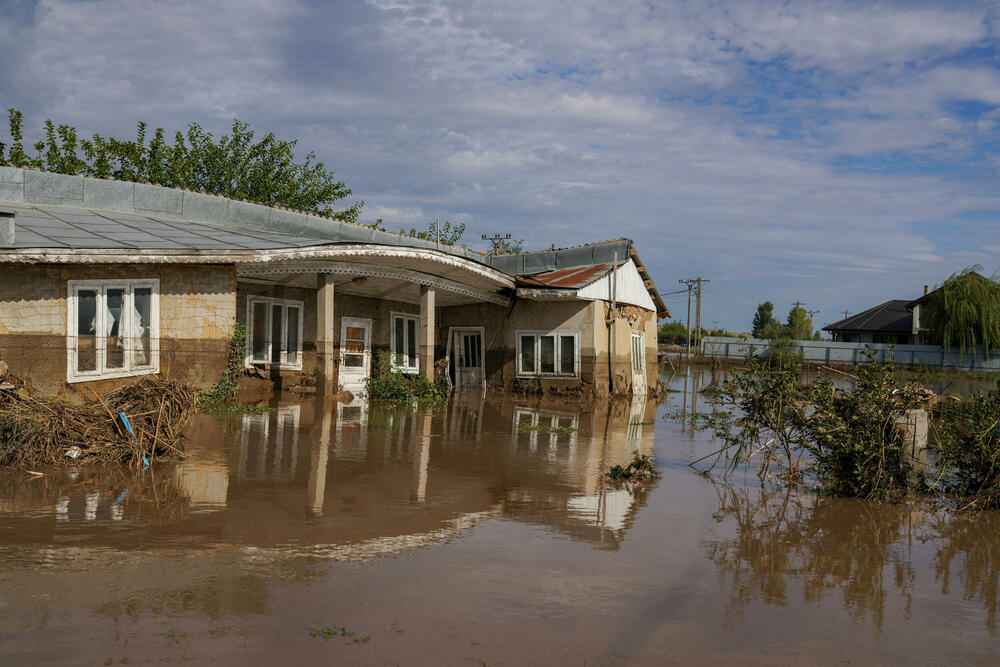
[[394, 316, 405, 363], [285, 307, 300, 364], [407, 318, 417, 368], [252, 302, 269, 362], [133, 287, 152, 367], [77, 290, 98, 372], [270, 305, 283, 364], [106, 288, 125, 369], [520, 335, 535, 374], [560, 335, 575, 375], [539, 336, 555, 373]]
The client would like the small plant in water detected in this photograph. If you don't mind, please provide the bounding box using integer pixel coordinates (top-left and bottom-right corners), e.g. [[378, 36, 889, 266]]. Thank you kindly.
[[307, 622, 371, 643], [606, 451, 658, 482]]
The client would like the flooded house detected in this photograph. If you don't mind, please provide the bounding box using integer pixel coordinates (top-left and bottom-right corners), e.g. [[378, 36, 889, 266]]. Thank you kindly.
[[0, 167, 668, 398]]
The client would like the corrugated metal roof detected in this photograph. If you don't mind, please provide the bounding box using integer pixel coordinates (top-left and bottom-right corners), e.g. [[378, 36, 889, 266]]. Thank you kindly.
[[516, 263, 612, 288], [823, 300, 912, 333]]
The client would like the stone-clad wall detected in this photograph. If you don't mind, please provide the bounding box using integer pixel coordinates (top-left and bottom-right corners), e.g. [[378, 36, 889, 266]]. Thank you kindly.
[[0, 263, 236, 396]]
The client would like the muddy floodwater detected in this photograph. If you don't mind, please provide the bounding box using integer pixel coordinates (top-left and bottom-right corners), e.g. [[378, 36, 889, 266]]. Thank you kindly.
[[2, 372, 1000, 665]]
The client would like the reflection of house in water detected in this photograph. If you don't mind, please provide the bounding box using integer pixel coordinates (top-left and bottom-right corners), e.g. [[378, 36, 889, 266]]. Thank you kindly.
[[3, 395, 660, 556], [237, 405, 301, 480]]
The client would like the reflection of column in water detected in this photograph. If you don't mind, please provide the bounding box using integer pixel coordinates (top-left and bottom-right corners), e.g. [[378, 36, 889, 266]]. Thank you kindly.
[[85, 491, 99, 521], [307, 398, 334, 517], [55, 496, 70, 522], [412, 410, 432, 503]]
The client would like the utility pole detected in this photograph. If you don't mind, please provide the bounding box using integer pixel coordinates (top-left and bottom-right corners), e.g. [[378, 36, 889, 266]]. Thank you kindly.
[[679, 279, 696, 360], [695, 278, 704, 355], [481, 232, 511, 254], [842, 310, 851, 320]]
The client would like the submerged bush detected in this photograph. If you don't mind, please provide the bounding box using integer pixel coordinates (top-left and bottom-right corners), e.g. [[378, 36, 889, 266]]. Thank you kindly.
[[606, 452, 659, 482], [703, 354, 925, 500], [806, 363, 922, 500], [364, 351, 449, 403], [933, 379, 1000, 509]]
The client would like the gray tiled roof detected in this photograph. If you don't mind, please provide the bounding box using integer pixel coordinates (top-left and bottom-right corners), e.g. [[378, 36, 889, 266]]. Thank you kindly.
[[823, 300, 913, 333], [6, 204, 329, 251]]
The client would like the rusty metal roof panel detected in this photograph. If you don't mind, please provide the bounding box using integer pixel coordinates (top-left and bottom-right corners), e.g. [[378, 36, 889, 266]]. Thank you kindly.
[[516, 263, 612, 289]]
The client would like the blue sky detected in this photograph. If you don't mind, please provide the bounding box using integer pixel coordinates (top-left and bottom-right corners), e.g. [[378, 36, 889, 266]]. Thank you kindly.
[[2, 0, 999, 331]]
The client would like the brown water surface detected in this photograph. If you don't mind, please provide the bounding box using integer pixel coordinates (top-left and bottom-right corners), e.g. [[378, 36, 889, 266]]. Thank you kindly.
[[1, 376, 999, 665]]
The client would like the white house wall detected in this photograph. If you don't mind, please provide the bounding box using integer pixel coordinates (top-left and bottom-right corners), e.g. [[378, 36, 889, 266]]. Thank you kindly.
[[576, 259, 656, 311]]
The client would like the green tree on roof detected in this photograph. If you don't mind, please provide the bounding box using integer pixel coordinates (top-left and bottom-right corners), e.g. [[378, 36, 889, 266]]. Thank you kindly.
[[0, 108, 362, 222]]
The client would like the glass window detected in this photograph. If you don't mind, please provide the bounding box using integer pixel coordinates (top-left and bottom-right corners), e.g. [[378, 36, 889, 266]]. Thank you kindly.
[[252, 301, 269, 362], [520, 335, 535, 374], [560, 335, 575, 375], [285, 306, 300, 365], [516, 331, 580, 378], [407, 318, 417, 368], [133, 287, 152, 367], [539, 335, 555, 373], [68, 280, 159, 382], [246, 296, 304, 369], [390, 313, 419, 372], [77, 289, 98, 373]]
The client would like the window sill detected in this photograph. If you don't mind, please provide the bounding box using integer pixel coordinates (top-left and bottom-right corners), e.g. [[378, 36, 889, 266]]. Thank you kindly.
[[67, 367, 159, 384], [516, 373, 579, 380], [247, 361, 304, 372]]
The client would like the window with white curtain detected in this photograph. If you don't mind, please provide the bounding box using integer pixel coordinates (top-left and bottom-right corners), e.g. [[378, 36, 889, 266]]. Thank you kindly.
[[516, 330, 579, 378], [246, 296, 303, 369], [67, 279, 159, 382]]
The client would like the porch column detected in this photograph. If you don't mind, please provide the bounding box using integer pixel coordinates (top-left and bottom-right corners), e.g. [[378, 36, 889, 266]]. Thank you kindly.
[[316, 274, 336, 394], [420, 285, 436, 382]]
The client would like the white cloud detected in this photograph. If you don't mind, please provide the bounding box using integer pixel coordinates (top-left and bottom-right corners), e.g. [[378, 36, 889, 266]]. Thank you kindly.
[[0, 0, 997, 329]]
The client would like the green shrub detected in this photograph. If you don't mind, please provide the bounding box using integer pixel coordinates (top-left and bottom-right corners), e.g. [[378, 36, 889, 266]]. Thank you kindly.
[[198, 324, 247, 410], [933, 378, 1000, 509], [363, 350, 449, 403]]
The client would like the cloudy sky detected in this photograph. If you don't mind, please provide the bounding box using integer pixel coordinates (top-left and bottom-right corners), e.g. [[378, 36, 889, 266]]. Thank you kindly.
[[2, 0, 999, 331]]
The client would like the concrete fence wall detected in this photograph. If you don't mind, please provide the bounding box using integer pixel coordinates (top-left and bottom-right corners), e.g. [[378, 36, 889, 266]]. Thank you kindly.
[[700, 336, 1000, 372]]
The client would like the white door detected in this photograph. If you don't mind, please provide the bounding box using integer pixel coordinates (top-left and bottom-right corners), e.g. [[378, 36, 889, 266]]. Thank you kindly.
[[452, 330, 484, 388], [340, 317, 372, 393], [631, 332, 646, 393]]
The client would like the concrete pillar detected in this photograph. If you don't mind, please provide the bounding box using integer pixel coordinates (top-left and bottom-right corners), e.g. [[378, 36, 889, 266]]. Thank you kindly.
[[420, 285, 436, 382], [897, 408, 929, 483], [316, 274, 336, 394]]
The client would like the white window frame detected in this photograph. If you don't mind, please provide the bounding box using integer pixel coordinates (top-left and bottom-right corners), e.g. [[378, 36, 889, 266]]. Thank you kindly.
[[389, 311, 420, 374], [66, 278, 160, 383], [515, 330, 580, 378], [245, 296, 304, 370]]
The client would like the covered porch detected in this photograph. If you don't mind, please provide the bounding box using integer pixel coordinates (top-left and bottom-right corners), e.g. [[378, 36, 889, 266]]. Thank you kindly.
[[235, 244, 513, 393]]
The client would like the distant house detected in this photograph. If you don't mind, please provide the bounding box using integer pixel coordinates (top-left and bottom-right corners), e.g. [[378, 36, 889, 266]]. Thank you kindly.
[[823, 300, 916, 344], [0, 167, 668, 398]]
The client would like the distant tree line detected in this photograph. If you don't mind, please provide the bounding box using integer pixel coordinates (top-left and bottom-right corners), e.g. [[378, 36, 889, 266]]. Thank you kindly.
[[0, 108, 363, 222], [751, 301, 820, 340]]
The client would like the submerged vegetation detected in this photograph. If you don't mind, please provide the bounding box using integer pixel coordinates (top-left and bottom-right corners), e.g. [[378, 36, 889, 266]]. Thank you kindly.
[[364, 351, 449, 403], [606, 451, 659, 483], [698, 352, 1000, 507]]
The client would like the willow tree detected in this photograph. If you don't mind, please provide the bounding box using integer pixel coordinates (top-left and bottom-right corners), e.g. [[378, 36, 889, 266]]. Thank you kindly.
[[926, 267, 1000, 358]]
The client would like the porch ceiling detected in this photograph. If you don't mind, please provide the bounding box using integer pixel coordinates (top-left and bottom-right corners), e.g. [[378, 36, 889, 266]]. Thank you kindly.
[[238, 268, 506, 307]]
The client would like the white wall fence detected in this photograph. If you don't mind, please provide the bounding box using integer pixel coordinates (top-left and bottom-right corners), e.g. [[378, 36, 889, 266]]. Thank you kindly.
[[700, 336, 1000, 372]]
